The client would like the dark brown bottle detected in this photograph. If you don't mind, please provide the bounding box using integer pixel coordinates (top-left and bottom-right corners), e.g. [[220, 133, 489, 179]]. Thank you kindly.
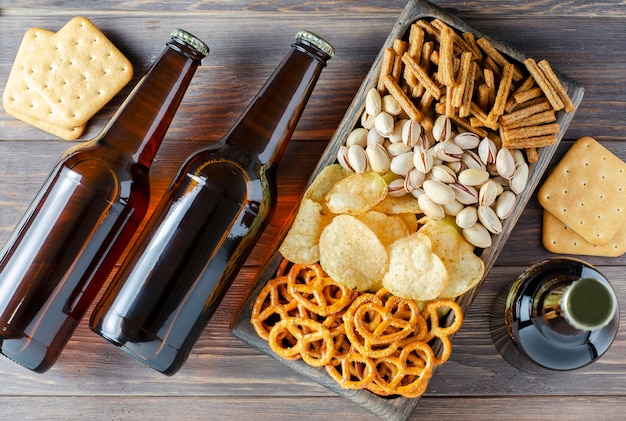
[[491, 258, 619, 373], [0, 29, 208, 372], [90, 31, 334, 375]]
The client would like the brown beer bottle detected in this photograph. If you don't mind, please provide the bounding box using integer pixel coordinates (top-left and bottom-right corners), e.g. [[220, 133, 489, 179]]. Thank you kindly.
[[90, 31, 334, 375], [0, 29, 209, 372]]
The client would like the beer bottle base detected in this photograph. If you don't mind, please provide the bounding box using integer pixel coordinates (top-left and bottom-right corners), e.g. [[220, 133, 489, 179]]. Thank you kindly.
[[92, 310, 185, 376], [0, 332, 56, 373]]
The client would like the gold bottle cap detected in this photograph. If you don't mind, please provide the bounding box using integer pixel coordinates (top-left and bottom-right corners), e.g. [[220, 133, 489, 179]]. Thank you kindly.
[[296, 30, 335, 58], [170, 29, 210, 58]]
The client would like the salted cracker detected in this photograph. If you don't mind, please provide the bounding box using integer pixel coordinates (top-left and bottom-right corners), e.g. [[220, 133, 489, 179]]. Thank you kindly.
[[538, 137, 626, 246], [21, 16, 134, 128], [542, 210, 626, 257]]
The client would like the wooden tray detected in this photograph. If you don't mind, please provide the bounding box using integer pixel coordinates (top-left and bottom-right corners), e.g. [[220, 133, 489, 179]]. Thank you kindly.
[[231, 1, 584, 420]]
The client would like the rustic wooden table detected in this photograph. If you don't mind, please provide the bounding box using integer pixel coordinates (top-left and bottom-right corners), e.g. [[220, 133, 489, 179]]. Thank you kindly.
[[1, 0, 625, 419]]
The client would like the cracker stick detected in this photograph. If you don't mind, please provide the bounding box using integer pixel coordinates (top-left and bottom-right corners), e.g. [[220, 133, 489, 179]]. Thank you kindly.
[[503, 110, 556, 129], [450, 115, 488, 138], [412, 40, 434, 97], [377, 48, 395, 93], [476, 37, 524, 81], [438, 26, 455, 87], [499, 99, 552, 126], [383, 74, 433, 131], [502, 134, 558, 149], [402, 53, 441, 99], [503, 122, 560, 141], [537, 59, 576, 112], [524, 57, 564, 111], [431, 19, 474, 58], [392, 39, 408, 83], [504, 75, 537, 112], [477, 84, 490, 111], [513, 87, 544, 105], [459, 61, 477, 118], [461, 31, 483, 61], [483, 68, 496, 107], [415, 19, 440, 40], [404, 24, 425, 90], [525, 147, 539, 163], [452, 51, 473, 108], [485, 62, 514, 129]]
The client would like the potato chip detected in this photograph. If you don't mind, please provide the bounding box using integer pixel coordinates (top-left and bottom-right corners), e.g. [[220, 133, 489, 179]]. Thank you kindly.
[[319, 214, 389, 291], [382, 232, 448, 301], [396, 212, 419, 233], [325, 172, 388, 215], [373, 193, 422, 214], [357, 210, 410, 247], [303, 164, 350, 204], [279, 199, 333, 264], [419, 217, 484, 298]]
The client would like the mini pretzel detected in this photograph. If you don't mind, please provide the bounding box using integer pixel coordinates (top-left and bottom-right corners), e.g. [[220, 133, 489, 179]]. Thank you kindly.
[[251, 277, 299, 340], [287, 264, 356, 316], [268, 317, 335, 367], [422, 299, 463, 365], [325, 350, 377, 390]]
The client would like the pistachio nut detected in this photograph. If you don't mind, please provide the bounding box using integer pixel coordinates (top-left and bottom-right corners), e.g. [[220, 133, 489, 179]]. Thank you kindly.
[[453, 132, 481, 150], [413, 146, 435, 174], [458, 168, 490, 186], [390, 151, 415, 176], [402, 119, 422, 148], [495, 147, 516, 179], [361, 109, 375, 130], [479, 179, 501, 207], [433, 141, 463, 162], [432, 114, 452, 143], [366, 143, 391, 174], [387, 141, 412, 157], [423, 179, 456, 205], [410, 186, 425, 199], [405, 168, 426, 192], [463, 222, 492, 248], [456, 205, 478, 229], [367, 128, 385, 146], [461, 150, 486, 170], [450, 182, 479, 205], [346, 127, 368, 147], [365, 87, 382, 116], [374, 111, 395, 138], [478, 205, 503, 234], [382, 94, 403, 116], [478, 136, 497, 165], [431, 164, 457, 184], [387, 178, 408, 197], [418, 193, 445, 220], [495, 190, 516, 219], [509, 162, 529, 194], [337, 144, 367, 173], [443, 199, 464, 216], [388, 119, 406, 144]]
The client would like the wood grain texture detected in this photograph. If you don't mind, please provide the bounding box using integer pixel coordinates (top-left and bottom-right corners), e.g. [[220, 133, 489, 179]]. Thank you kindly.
[[1, 0, 625, 419]]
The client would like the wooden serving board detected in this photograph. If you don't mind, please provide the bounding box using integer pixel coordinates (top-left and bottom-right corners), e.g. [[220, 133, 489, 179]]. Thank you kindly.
[[231, 1, 585, 420]]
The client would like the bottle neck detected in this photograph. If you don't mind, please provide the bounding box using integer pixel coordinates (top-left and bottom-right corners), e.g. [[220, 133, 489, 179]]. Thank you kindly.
[[99, 38, 204, 167], [223, 40, 330, 166], [540, 276, 617, 334]]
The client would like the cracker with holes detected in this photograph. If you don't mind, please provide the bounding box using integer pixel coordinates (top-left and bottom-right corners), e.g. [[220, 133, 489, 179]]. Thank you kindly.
[[538, 137, 626, 248], [2, 16, 133, 140], [542, 210, 626, 257]]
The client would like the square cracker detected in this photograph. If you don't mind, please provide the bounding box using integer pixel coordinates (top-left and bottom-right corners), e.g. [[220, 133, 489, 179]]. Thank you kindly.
[[542, 210, 626, 257], [538, 137, 626, 246], [21, 16, 133, 128]]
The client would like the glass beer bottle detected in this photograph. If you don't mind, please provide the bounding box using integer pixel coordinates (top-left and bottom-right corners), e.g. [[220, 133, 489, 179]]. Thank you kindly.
[[0, 29, 209, 372], [90, 31, 334, 375]]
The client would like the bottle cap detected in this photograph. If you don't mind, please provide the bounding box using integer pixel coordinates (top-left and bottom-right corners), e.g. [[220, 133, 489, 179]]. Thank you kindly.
[[170, 29, 210, 58], [296, 30, 335, 58]]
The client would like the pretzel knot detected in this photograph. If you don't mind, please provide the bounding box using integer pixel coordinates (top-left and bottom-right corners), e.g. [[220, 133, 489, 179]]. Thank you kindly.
[[421, 299, 464, 366], [267, 317, 335, 367], [251, 276, 299, 340], [288, 264, 356, 317], [325, 350, 376, 390]]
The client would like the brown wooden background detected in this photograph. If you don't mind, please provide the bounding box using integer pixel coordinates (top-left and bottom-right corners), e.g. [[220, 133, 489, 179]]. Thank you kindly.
[[1, 0, 625, 419]]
